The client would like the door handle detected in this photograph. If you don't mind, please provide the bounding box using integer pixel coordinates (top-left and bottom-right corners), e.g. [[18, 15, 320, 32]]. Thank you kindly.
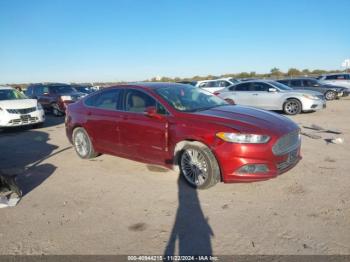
[[87, 111, 92, 116], [252, 93, 259, 96]]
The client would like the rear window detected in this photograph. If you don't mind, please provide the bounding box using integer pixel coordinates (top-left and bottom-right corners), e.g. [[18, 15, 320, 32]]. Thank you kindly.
[[49, 85, 76, 94]]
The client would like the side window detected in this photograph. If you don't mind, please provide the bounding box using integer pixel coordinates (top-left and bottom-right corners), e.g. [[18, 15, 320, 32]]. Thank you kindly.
[[219, 81, 231, 87], [25, 87, 33, 96], [278, 80, 289, 86], [250, 83, 269, 91], [34, 86, 46, 96], [124, 90, 168, 115], [234, 83, 250, 91], [85, 89, 122, 110], [325, 75, 338, 80], [290, 80, 302, 87]]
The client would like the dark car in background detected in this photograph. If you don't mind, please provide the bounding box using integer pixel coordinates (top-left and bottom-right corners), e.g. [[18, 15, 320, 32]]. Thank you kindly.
[[25, 83, 86, 116], [277, 78, 348, 100]]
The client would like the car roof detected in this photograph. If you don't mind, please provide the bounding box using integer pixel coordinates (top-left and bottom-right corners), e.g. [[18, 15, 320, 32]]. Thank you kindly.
[[0, 86, 14, 90], [278, 77, 317, 81], [110, 82, 192, 90]]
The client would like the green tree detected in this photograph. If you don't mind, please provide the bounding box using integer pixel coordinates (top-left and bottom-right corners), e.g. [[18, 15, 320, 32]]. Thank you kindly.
[[287, 68, 301, 76]]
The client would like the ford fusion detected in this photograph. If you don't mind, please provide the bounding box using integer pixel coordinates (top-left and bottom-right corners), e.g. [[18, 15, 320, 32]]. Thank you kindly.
[[65, 83, 301, 189], [0, 86, 45, 128]]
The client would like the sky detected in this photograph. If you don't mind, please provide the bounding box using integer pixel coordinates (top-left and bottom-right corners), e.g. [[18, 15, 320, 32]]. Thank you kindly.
[[0, 0, 349, 84]]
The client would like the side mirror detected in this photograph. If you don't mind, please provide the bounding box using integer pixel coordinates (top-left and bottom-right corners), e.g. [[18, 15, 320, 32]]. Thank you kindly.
[[268, 88, 277, 92], [144, 106, 163, 120]]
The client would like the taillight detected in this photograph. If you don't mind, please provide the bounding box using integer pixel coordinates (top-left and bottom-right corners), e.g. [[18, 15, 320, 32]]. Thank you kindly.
[[213, 91, 220, 96]]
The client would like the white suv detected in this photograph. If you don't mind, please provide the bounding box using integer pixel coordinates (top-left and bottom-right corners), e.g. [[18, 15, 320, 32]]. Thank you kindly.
[[317, 73, 350, 89], [0, 86, 45, 128]]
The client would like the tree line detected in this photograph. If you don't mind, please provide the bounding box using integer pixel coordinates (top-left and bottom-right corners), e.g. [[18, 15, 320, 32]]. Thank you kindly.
[[4, 68, 346, 88]]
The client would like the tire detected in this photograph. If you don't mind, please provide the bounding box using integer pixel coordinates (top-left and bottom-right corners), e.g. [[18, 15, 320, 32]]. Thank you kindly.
[[52, 103, 63, 117], [179, 144, 220, 189], [72, 127, 98, 159], [283, 99, 302, 115], [32, 122, 44, 129], [325, 90, 336, 101]]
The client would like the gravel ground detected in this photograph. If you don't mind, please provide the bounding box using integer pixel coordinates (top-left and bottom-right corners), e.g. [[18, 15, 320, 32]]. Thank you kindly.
[[0, 99, 349, 255]]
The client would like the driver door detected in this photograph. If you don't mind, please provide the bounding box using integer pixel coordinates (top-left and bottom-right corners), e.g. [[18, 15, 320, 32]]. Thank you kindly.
[[118, 89, 168, 164]]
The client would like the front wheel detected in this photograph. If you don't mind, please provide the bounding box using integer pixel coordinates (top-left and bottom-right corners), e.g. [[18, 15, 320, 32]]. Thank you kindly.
[[325, 90, 336, 100], [52, 103, 63, 117], [179, 145, 220, 189], [72, 127, 98, 159], [283, 99, 302, 115]]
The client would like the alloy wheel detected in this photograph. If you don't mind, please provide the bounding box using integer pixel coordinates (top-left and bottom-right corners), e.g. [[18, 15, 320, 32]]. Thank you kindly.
[[74, 131, 89, 157], [325, 91, 336, 100], [180, 148, 209, 186], [285, 101, 300, 115]]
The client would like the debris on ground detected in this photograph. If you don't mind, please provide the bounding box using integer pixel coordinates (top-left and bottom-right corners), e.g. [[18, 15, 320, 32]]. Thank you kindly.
[[0, 174, 22, 208], [300, 132, 322, 139], [303, 124, 342, 134], [325, 137, 345, 145]]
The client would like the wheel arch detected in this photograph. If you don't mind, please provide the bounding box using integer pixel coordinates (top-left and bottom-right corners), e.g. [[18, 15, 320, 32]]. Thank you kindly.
[[172, 139, 223, 181]]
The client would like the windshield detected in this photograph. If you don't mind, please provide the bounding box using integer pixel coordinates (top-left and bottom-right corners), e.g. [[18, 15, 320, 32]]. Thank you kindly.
[[270, 81, 293, 91], [0, 89, 27, 101], [50, 85, 76, 94], [155, 85, 228, 112]]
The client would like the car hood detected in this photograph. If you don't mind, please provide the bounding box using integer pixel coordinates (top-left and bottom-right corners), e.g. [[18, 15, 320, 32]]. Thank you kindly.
[[282, 89, 323, 96], [193, 105, 298, 136], [0, 99, 38, 109]]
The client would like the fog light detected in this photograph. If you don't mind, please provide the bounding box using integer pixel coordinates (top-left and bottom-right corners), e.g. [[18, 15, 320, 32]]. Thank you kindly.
[[236, 164, 269, 174]]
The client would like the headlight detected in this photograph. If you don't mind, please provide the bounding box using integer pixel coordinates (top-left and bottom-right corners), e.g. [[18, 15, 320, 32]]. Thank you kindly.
[[60, 95, 72, 101], [302, 94, 319, 100], [37, 103, 43, 110], [216, 132, 270, 144]]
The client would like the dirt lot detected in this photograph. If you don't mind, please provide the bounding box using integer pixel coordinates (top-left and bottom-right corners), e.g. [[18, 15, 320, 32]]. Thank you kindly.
[[0, 99, 349, 255]]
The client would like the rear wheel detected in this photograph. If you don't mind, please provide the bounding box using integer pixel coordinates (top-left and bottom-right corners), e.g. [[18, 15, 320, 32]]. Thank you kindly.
[[72, 127, 98, 159], [283, 99, 302, 115], [325, 90, 336, 100], [179, 145, 220, 189]]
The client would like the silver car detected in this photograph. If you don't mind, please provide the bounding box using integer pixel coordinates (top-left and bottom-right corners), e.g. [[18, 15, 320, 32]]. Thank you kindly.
[[216, 80, 326, 115]]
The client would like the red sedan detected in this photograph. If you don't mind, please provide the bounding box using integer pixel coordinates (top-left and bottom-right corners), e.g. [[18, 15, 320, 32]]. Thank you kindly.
[[65, 83, 301, 189]]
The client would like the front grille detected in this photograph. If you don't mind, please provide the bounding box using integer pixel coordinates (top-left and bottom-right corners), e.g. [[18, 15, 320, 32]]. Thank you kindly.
[[277, 148, 299, 171], [272, 129, 300, 156], [6, 107, 36, 114], [8, 117, 38, 125]]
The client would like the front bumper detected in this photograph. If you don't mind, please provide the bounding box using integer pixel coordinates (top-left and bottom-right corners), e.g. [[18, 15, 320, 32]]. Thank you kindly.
[[302, 99, 326, 111], [213, 138, 301, 183], [0, 109, 45, 127]]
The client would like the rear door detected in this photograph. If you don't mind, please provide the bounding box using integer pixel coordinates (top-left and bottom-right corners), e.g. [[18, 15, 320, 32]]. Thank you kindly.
[[84, 88, 124, 154], [118, 89, 168, 164]]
